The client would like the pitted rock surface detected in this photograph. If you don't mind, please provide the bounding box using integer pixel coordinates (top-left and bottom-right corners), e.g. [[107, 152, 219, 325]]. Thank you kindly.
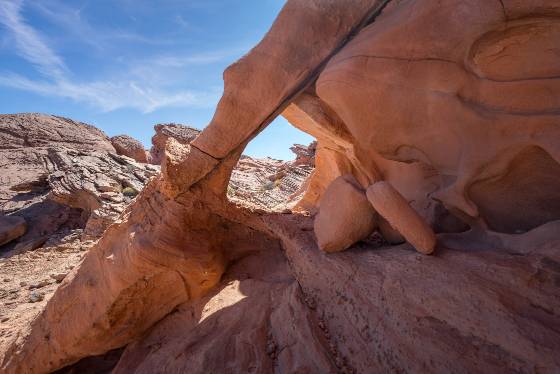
[[149, 123, 201, 164], [110, 135, 148, 163]]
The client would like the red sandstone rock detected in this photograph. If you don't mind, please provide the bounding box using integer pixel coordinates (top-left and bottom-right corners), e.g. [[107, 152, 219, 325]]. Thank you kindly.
[[313, 0, 560, 233], [149, 123, 200, 164], [290, 141, 317, 167], [366, 181, 436, 254], [314, 175, 377, 253], [2, 0, 560, 373], [0, 113, 114, 152], [110, 135, 148, 163], [0, 216, 26, 247]]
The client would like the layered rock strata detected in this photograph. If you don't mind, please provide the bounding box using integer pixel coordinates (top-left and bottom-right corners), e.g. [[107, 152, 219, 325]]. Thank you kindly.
[[2, 0, 560, 373], [110, 135, 148, 163]]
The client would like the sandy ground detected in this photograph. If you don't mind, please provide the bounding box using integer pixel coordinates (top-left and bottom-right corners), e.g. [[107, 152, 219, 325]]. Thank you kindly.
[[0, 229, 94, 353]]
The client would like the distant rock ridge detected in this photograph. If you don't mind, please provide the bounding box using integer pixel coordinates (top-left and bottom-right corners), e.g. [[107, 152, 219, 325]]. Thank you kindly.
[[0, 113, 114, 151]]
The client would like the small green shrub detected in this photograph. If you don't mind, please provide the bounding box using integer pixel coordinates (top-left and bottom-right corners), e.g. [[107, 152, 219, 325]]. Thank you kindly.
[[122, 187, 139, 197]]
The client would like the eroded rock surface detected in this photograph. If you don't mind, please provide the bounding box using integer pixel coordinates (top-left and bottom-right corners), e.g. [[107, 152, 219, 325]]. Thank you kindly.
[[2, 0, 560, 373], [290, 141, 317, 167], [299, 0, 560, 234], [0, 113, 114, 152], [149, 123, 200, 164], [0, 216, 26, 247], [0, 114, 160, 356], [0, 114, 160, 244], [111, 135, 148, 163], [112, 243, 337, 374], [227, 152, 314, 211], [314, 175, 377, 253]]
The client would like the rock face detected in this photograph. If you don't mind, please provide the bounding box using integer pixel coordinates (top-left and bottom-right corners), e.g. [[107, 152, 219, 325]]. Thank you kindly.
[[0, 216, 26, 247], [0, 114, 161, 359], [0, 113, 114, 152], [0, 114, 314, 372], [290, 141, 316, 167], [110, 135, 148, 163], [149, 123, 200, 164], [314, 175, 377, 253], [286, 0, 560, 236], [2, 1, 560, 373], [0, 114, 160, 247], [112, 243, 337, 374], [46, 148, 159, 238], [227, 153, 314, 211]]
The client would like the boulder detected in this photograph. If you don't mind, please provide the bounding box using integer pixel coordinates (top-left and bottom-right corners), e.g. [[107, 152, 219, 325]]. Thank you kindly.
[[366, 181, 436, 255], [314, 175, 377, 252], [149, 123, 200, 164], [110, 135, 148, 163], [0, 215, 26, 247]]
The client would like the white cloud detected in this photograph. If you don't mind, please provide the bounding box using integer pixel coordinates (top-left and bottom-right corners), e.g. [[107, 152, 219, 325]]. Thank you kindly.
[[0, 71, 220, 113], [0, 0, 224, 113], [0, 0, 67, 78]]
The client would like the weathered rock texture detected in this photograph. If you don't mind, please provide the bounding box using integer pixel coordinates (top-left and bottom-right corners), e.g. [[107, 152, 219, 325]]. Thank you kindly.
[[285, 0, 560, 235], [149, 123, 200, 164], [0, 216, 26, 247], [314, 175, 377, 253], [227, 153, 313, 211], [110, 135, 148, 163], [2, 0, 560, 373], [0, 114, 159, 360], [367, 181, 436, 255], [290, 141, 317, 167], [0, 114, 160, 246], [0, 113, 114, 152]]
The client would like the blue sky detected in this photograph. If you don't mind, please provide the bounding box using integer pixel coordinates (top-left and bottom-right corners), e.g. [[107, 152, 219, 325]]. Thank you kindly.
[[0, 0, 314, 160]]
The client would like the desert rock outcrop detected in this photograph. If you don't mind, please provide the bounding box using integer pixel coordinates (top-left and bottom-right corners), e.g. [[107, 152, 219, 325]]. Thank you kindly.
[[0, 114, 160, 245], [2, 0, 560, 373], [0, 113, 114, 152], [0, 114, 314, 372], [149, 123, 200, 164], [0, 216, 26, 247], [306, 0, 560, 235], [227, 152, 314, 211], [290, 141, 316, 167], [110, 135, 148, 163]]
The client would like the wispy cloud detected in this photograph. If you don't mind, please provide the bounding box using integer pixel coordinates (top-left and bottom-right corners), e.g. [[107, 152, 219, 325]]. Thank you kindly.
[[150, 50, 241, 68], [0, 72, 220, 113], [0, 0, 67, 78], [0, 0, 225, 113], [28, 0, 183, 50]]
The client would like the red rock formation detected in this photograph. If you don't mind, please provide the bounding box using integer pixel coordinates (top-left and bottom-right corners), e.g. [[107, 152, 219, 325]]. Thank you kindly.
[[149, 123, 200, 164], [0, 113, 114, 152], [2, 0, 560, 373], [110, 135, 148, 163], [289, 0, 560, 236], [290, 141, 316, 167], [0, 216, 26, 247], [314, 175, 377, 253], [0, 114, 159, 249]]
